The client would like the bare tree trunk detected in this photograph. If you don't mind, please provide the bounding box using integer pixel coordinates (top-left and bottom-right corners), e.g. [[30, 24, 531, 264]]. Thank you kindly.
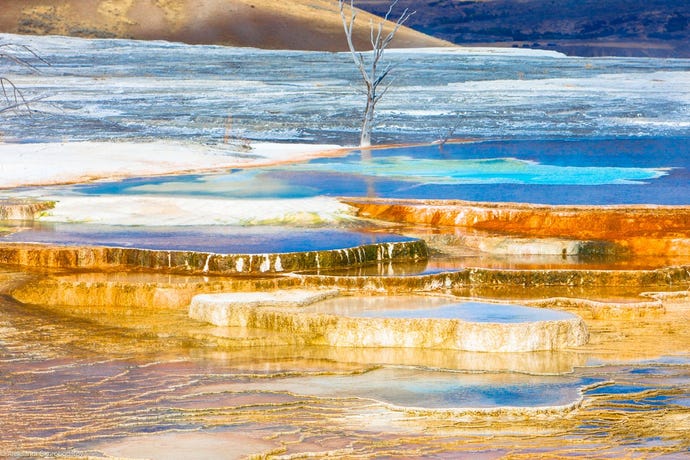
[[339, 0, 413, 147], [360, 95, 374, 147]]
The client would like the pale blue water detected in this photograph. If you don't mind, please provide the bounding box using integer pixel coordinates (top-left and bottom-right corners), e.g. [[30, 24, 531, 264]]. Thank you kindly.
[[64, 137, 690, 205], [1, 222, 412, 253], [272, 138, 690, 204], [293, 367, 601, 408], [272, 364, 689, 410], [357, 301, 575, 322]]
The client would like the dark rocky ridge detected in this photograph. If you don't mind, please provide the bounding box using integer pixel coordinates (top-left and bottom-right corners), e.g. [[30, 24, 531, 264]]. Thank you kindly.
[[356, 0, 690, 57]]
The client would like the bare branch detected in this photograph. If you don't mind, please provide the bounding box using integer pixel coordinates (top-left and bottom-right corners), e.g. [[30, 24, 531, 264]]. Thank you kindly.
[[0, 94, 46, 116], [375, 77, 396, 103], [0, 42, 49, 117], [382, 9, 414, 50], [338, 0, 414, 147], [340, 1, 371, 84], [434, 107, 465, 150], [0, 43, 50, 72], [370, 19, 377, 50], [372, 65, 392, 89], [0, 77, 32, 114], [383, 0, 400, 22]]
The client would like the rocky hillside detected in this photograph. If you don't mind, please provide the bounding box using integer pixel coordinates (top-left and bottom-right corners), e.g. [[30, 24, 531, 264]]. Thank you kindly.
[[0, 0, 450, 51], [356, 0, 690, 57]]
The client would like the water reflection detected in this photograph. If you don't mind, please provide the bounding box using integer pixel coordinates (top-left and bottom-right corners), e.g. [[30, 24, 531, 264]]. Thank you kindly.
[[305, 296, 576, 322], [63, 138, 690, 205], [2, 222, 412, 254], [217, 367, 601, 410], [1, 272, 688, 457]]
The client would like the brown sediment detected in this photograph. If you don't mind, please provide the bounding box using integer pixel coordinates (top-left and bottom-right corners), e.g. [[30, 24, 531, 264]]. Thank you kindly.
[[0, 0, 452, 51], [1, 198, 688, 455], [0, 199, 55, 221], [299, 266, 690, 292], [194, 302, 588, 352], [7, 271, 300, 309], [1, 263, 688, 457], [8, 267, 683, 319], [0, 239, 429, 275], [4, 266, 687, 356], [343, 198, 690, 239], [523, 296, 665, 320], [6, 261, 688, 360], [343, 198, 690, 257], [577, 292, 690, 362]]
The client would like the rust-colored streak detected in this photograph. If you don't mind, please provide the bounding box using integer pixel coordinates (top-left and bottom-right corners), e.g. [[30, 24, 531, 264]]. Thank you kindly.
[[344, 198, 690, 256]]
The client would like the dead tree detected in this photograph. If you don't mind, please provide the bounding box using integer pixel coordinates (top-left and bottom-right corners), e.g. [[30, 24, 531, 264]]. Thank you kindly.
[[0, 77, 31, 115], [0, 43, 48, 115], [339, 0, 413, 147], [434, 108, 464, 153]]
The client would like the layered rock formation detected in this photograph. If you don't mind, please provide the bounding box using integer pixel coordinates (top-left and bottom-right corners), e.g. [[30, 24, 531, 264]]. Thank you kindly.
[[344, 198, 690, 257], [0, 240, 429, 274], [0, 200, 54, 221], [188, 291, 589, 352]]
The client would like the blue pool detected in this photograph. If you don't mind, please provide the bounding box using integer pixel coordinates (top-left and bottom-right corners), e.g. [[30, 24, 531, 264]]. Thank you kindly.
[[356, 301, 575, 323], [305, 296, 576, 322], [2, 223, 413, 254], [69, 137, 690, 205]]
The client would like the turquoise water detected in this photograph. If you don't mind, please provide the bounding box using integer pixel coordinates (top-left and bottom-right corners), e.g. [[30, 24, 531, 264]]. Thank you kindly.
[[68, 137, 689, 205], [261, 138, 690, 205], [3, 33, 687, 206], [286, 156, 668, 185]]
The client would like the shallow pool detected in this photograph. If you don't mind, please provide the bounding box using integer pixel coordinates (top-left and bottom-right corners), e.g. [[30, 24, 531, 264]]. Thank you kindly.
[[358, 302, 575, 323], [65, 137, 690, 205], [232, 367, 601, 409], [2, 222, 413, 254], [305, 296, 576, 323]]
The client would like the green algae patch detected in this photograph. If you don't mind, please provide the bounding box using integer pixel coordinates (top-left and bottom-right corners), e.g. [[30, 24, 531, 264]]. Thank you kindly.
[[0, 200, 55, 220]]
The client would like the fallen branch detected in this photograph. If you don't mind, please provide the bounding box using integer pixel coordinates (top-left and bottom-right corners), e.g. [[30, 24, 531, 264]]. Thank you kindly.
[[0, 42, 49, 116]]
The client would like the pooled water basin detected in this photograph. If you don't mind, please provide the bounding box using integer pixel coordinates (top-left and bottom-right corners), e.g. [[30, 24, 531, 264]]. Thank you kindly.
[[225, 367, 602, 410], [306, 296, 577, 323], [1, 222, 412, 254], [2, 34, 689, 458], [191, 293, 589, 352], [65, 138, 689, 206]]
